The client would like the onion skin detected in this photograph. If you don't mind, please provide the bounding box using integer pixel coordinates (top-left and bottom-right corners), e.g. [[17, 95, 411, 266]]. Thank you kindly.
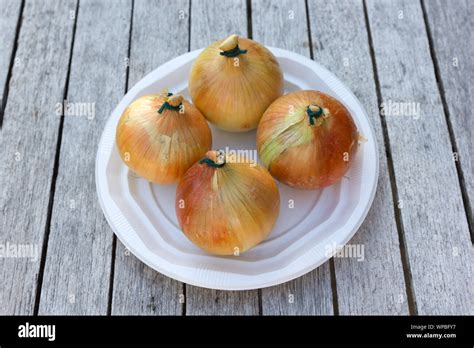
[[257, 90, 358, 189], [189, 36, 284, 132], [176, 151, 280, 255], [116, 94, 212, 184]]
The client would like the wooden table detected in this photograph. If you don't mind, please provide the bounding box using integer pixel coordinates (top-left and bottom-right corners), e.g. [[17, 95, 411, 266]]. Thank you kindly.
[[1, 0, 472, 315]]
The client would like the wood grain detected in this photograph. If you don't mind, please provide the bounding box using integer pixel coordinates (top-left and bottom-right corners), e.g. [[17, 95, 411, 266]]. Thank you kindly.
[[190, 0, 248, 47], [423, 0, 473, 236], [366, 0, 473, 314], [0, 0, 22, 119], [0, 0, 77, 314], [308, 0, 409, 314], [185, 0, 261, 315], [252, 0, 334, 315], [261, 265, 334, 315], [38, 0, 131, 315], [110, 0, 189, 315], [187, 288, 259, 315]]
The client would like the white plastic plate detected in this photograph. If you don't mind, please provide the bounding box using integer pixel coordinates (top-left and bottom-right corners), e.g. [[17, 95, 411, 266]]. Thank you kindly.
[[96, 47, 379, 290]]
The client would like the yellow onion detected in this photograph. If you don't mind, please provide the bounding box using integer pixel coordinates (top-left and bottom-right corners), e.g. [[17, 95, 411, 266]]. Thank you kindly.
[[189, 34, 284, 132], [176, 150, 280, 255], [257, 90, 359, 189], [116, 91, 212, 184]]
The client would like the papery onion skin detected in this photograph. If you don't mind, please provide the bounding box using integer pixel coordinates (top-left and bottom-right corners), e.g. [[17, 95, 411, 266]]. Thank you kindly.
[[116, 94, 212, 184], [257, 90, 359, 189], [189, 35, 284, 132], [176, 151, 280, 255]]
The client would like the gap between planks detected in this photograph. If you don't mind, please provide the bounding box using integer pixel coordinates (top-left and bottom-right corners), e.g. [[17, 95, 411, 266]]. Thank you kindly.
[[0, 0, 25, 129], [106, 0, 135, 317], [305, 0, 338, 316], [246, 0, 263, 316], [361, 0, 417, 315], [246, 0, 253, 39], [419, 0, 473, 244], [33, 0, 81, 315], [183, 0, 191, 316]]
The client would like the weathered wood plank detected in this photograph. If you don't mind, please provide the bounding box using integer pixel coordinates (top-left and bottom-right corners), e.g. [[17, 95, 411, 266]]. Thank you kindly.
[[366, 0, 473, 314], [187, 288, 260, 315], [111, 0, 188, 315], [308, 0, 409, 314], [38, 0, 131, 315], [261, 266, 334, 315], [0, 0, 22, 119], [185, 0, 260, 315], [252, 0, 334, 315], [190, 0, 248, 47], [0, 0, 77, 314], [423, 0, 473, 236]]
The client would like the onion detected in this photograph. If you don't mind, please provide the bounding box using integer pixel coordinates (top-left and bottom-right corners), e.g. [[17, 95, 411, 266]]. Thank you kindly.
[[116, 91, 212, 184], [176, 150, 280, 255], [189, 34, 284, 132], [257, 90, 359, 189]]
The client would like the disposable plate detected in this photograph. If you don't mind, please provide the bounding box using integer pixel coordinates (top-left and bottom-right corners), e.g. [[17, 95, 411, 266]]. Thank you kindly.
[[96, 47, 379, 290]]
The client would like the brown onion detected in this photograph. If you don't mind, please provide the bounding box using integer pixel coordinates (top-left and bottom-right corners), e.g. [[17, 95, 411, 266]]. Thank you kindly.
[[116, 91, 212, 183], [176, 150, 280, 255], [257, 90, 359, 189], [188, 34, 284, 132]]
